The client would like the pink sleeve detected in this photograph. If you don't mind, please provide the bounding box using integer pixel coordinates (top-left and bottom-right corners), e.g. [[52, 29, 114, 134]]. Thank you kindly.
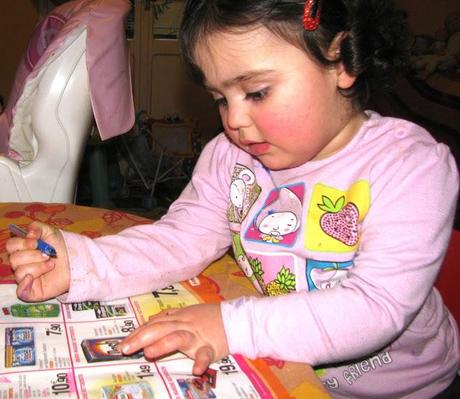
[[221, 141, 459, 364], [59, 135, 234, 302]]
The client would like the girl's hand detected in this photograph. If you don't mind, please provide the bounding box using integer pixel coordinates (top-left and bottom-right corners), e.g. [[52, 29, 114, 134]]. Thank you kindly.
[[6, 221, 70, 301], [120, 304, 229, 375]]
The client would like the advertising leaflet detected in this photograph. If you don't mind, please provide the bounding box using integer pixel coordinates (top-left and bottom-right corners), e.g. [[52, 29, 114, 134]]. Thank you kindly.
[[0, 280, 287, 398]]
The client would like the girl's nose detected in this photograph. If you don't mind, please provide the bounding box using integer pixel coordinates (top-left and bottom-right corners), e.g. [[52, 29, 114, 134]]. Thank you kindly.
[[225, 102, 251, 131]]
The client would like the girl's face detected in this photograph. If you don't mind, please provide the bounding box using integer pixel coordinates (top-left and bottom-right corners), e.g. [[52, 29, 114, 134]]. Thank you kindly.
[[195, 26, 366, 170]]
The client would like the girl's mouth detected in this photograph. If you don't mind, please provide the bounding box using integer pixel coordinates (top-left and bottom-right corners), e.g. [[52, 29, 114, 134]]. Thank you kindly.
[[244, 142, 271, 156]]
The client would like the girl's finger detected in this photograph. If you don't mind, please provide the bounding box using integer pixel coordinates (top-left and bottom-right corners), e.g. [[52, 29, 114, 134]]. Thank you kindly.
[[6, 237, 38, 254], [16, 268, 55, 302], [13, 260, 55, 282], [127, 309, 181, 344], [28, 221, 47, 238], [9, 250, 50, 271], [142, 329, 195, 360], [193, 346, 214, 375], [120, 320, 180, 354], [26, 225, 42, 239], [16, 274, 35, 301]]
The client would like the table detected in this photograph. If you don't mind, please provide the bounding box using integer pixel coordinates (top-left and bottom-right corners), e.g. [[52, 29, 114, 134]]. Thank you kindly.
[[0, 202, 330, 398]]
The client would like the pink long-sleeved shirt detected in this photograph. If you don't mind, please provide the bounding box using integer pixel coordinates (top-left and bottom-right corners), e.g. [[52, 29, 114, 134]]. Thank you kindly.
[[61, 112, 459, 398]]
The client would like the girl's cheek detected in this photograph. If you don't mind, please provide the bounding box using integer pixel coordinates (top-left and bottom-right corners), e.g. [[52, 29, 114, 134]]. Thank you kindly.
[[255, 112, 295, 139]]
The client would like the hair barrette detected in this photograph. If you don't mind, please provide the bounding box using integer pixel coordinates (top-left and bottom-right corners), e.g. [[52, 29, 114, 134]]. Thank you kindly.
[[303, 0, 322, 31]]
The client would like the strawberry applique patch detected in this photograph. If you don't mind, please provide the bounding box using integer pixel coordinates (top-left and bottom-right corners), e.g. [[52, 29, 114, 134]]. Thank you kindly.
[[318, 196, 359, 246], [304, 181, 370, 253]]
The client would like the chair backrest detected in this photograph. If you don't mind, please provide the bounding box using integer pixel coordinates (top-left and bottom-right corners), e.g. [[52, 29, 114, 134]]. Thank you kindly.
[[435, 229, 460, 326], [0, 0, 134, 203], [22, 27, 92, 202]]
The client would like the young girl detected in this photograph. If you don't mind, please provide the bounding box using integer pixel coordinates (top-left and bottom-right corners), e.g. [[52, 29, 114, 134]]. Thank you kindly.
[[7, 0, 459, 397]]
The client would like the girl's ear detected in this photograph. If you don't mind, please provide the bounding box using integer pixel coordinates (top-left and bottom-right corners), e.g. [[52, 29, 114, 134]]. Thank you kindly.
[[335, 62, 357, 90], [328, 32, 357, 90]]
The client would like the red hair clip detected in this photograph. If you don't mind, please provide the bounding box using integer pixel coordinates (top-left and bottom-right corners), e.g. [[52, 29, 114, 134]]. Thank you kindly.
[[303, 0, 322, 31]]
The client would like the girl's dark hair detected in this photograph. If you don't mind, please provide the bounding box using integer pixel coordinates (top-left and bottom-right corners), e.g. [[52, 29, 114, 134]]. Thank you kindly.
[[179, 0, 409, 108]]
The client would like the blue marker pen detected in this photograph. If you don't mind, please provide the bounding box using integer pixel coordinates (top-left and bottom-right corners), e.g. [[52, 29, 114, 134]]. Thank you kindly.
[[8, 224, 57, 257]]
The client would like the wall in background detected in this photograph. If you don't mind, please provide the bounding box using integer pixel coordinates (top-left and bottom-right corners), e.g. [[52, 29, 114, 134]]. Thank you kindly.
[[0, 1, 41, 102], [128, 0, 222, 142], [395, 0, 459, 35]]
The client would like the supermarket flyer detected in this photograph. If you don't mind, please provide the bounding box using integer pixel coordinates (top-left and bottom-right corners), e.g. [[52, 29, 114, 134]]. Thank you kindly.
[[0, 281, 282, 398]]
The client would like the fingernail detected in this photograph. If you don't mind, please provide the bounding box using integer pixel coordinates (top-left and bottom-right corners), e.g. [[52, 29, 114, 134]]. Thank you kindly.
[[119, 343, 129, 354], [19, 286, 31, 301], [19, 291, 29, 301]]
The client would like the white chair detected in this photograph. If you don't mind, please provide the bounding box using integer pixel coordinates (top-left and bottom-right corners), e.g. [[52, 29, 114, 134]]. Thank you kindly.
[[0, 0, 134, 203]]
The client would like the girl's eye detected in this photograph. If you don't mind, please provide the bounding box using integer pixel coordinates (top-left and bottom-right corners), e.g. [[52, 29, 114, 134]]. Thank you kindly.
[[214, 97, 228, 108], [246, 88, 269, 102]]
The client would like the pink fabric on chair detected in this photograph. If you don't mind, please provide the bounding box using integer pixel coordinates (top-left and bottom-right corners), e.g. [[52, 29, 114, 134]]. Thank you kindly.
[[0, 0, 134, 158], [0, 10, 67, 159]]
